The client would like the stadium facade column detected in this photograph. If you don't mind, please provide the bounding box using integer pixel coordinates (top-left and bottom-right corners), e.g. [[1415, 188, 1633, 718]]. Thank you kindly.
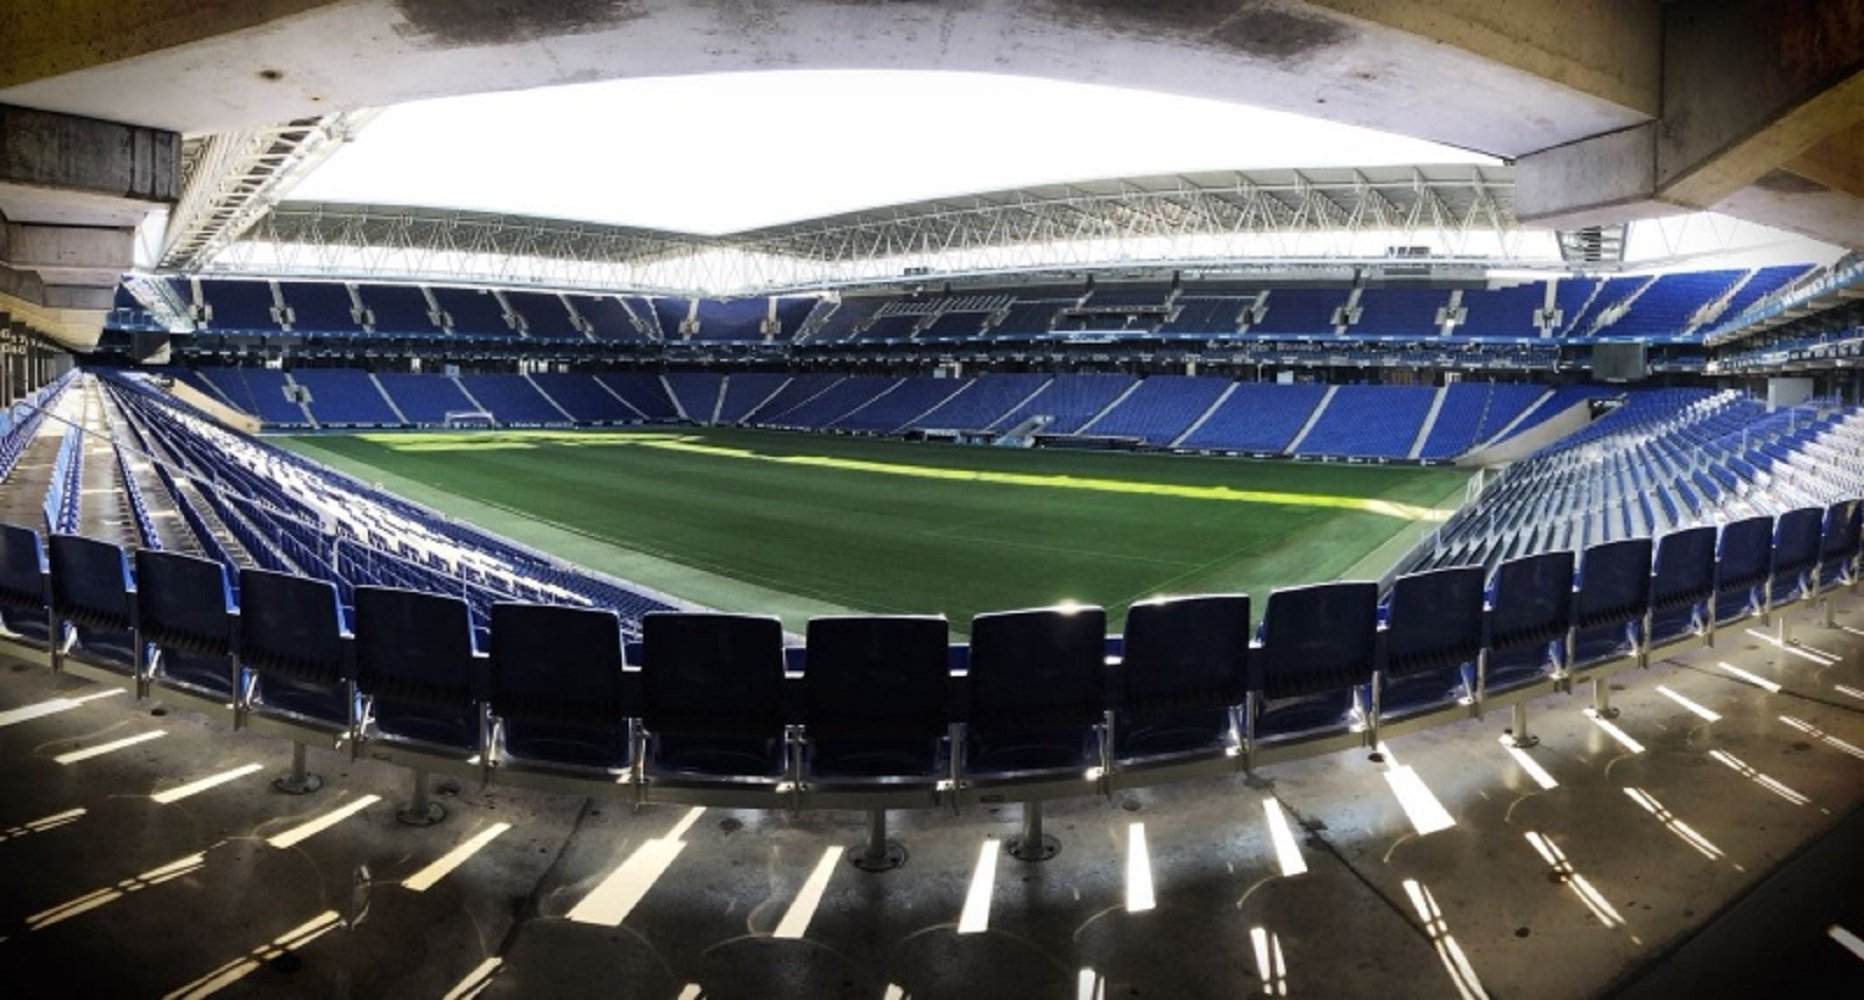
[[1516, 0, 1864, 248]]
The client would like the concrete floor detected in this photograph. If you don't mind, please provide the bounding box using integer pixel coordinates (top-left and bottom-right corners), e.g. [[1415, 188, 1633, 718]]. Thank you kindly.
[[0, 600, 1861, 998]]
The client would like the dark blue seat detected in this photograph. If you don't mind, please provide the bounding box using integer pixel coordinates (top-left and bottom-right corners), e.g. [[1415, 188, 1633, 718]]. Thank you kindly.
[[488, 603, 630, 771], [1817, 499, 1861, 589], [1248, 583, 1377, 741], [238, 568, 353, 728], [135, 549, 236, 698], [1379, 567, 1484, 721], [640, 612, 788, 780], [1648, 526, 1717, 646], [48, 534, 137, 673], [1112, 594, 1248, 762], [802, 615, 951, 782], [0, 523, 51, 645], [1713, 516, 1773, 625], [1484, 551, 1574, 694], [1570, 538, 1652, 671], [1767, 507, 1824, 605], [962, 605, 1108, 778], [354, 586, 480, 753]]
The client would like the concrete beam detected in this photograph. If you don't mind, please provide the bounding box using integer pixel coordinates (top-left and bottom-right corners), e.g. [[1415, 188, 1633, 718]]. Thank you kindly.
[[0, 222, 133, 285], [1518, 1, 1864, 247], [0, 104, 178, 210], [0, 265, 104, 351]]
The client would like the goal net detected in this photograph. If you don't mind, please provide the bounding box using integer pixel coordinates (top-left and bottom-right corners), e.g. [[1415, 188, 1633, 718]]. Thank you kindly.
[[442, 410, 496, 429]]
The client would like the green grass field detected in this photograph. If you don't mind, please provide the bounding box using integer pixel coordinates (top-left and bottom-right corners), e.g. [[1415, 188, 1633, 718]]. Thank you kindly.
[[281, 429, 1468, 633]]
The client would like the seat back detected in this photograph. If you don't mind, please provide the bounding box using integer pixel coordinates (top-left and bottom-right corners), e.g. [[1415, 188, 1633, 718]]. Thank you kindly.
[[966, 605, 1107, 732], [1651, 526, 1717, 608], [354, 586, 477, 746], [48, 534, 134, 631], [1487, 551, 1575, 651], [640, 612, 786, 737], [0, 522, 48, 613], [135, 550, 234, 655], [1384, 567, 1484, 676], [1120, 594, 1249, 712], [803, 615, 949, 740], [1770, 506, 1824, 580], [1715, 515, 1773, 591], [1250, 582, 1377, 699], [237, 567, 347, 687], [487, 602, 626, 731], [1575, 538, 1652, 628], [1820, 498, 1863, 585]]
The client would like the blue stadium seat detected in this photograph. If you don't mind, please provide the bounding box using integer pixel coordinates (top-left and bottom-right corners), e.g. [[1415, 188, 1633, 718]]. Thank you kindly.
[[962, 605, 1108, 780], [802, 615, 952, 784], [237, 568, 354, 731], [1379, 567, 1484, 722], [1817, 499, 1862, 591], [1483, 551, 1574, 696], [488, 603, 631, 772], [1648, 526, 1717, 646], [1713, 516, 1773, 626], [48, 534, 138, 678], [640, 612, 789, 782], [1112, 595, 1249, 764], [0, 523, 52, 647], [1247, 583, 1377, 745], [1767, 507, 1824, 607], [135, 549, 237, 701], [1570, 538, 1652, 672], [354, 586, 482, 754]]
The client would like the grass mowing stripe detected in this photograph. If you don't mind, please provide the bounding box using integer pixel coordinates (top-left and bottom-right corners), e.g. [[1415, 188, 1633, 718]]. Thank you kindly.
[[283, 428, 1467, 632]]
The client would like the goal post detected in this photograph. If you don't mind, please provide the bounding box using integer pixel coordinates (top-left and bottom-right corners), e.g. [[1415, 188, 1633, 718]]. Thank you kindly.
[[442, 410, 496, 429]]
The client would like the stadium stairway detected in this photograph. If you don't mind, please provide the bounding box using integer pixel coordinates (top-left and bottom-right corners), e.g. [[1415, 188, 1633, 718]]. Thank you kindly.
[[1405, 385, 1449, 460], [1282, 385, 1338, 453]]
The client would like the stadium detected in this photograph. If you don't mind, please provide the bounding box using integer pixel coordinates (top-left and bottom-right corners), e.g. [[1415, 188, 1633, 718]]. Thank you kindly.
[[1, 3, 1862, 998]]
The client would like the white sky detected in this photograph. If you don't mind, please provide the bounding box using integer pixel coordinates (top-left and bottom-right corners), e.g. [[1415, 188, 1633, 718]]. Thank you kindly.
[[288, 70, 1497, 236]]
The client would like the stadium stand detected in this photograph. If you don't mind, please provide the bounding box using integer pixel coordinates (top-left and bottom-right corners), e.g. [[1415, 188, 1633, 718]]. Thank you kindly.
[[1596, 270, 1740, 338], [433, 286, 515, 337], [653, 298, 691, 340], [764, 375, 902, 428], [1295, 384, 1436, 458], [1414, 382, 1545, 459], [528, 372, 641, 423], [1248, 288, 1345, 335], [292, 368, 401, 426], [1454, 284, 1544, 339], [1000, 373, 1135, 435], [197, 279, 281, 332], [664, 372, 724, 421], [594, 372, 680, 421], [358, 285, 439, 335], [716, 373, 792, 424], [771, 298, 818, 339], [375, 372, 476, 424], [910, 372, 1050, 431], [1179, 382, 1327, 453], [1352, 288, 1449, 337], [574, 295, 647, 341], [1082, 375, 1230, 445], [834, 375, 969, 432], [457, 374, 568, 425], [279, 281, 363, 334], [693, 299, 768, 341], [808, 298, 888, 342], [504, 291, 584, 339]]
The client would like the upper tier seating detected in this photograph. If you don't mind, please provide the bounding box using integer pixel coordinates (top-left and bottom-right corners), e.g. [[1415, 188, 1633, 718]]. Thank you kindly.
[[694, 299, 768, 341], [772, 298, 818, 340], [856, 315, 923, 341], [653, 298, 691, 339], [1549, 278, 1598, 336], [993, 301, 1064, 334], [919, 312, 991, 340], [1180, 382, 1326, 453], [433, 287, 516, 337], [504, 291, 585, 339], [1455, 284, 1545, 339], [574, 295, 648, 341], [293, 369, 400, 426], [1294, 385, 1436, 457], [279, 282, 363, 334], [1085, 376, 1231, 445], [359, 285, 439, 335], [810, 299, 888, 343], [198, 279, 281, 332], [1599, 271, 1741, 338], [1161, 298, 1247, 335], [1248, 289, 1347, 335], [457, 374, 566, 425], [1352, 288, 1449, 337]]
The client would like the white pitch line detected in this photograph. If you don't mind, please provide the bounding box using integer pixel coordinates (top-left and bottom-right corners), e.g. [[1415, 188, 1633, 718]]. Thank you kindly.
[[55, 729, 167, 764]]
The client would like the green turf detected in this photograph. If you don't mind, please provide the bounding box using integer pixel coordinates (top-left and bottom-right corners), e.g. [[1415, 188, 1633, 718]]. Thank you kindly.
[[281, 428, 1468, 634]]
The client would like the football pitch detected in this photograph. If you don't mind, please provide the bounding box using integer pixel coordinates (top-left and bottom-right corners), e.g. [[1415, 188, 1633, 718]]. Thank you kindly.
[[281, 428, 1470, 633]]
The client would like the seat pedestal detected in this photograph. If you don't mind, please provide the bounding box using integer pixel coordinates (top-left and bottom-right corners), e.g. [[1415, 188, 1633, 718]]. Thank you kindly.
[[1007, 801, 1060, 862], [850, 809, 906, 872], [397, 768, 446, 826], [1502, 702, 1539, 749], [274, 741, 324, 795]]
